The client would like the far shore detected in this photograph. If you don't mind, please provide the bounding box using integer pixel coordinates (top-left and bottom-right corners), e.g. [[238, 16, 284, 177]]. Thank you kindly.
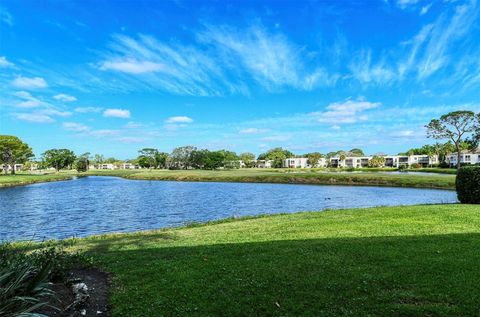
[[0, 167, 457, 190]]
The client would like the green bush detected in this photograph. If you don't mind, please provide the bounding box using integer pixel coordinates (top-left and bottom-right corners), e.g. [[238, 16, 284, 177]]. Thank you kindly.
[[0, 244, 93, 316], [456, 166, 480, 204]]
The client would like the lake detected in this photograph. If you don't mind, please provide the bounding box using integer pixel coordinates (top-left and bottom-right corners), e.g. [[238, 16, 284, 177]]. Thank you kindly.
[[0, 176, 458, 241]]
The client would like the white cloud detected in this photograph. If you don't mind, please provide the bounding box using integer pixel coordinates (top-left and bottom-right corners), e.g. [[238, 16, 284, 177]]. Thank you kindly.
[[200, 24, 335, 91], [417, 1, 478, 79], [239, 128, 269, 134], [103, 108, 131, 118], [62, 122, 90, 132], [54, 94, 77, 102], [12, 76, 48, 89], [0, 56, 14, 68], [349, 49, 395, 85], [165, 116, 193, 123], [41, 108, 72, 117], [17, 100, 42, 108], [420, 3, 433, 15], [74, 107, 103, 113], [14, 113, 54, 123], [100, 59, 166, 74], [396, 0, 419, 9], [313, 99, 381, 124]]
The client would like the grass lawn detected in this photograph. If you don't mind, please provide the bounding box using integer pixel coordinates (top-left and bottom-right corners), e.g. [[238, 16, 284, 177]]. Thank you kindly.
[[42, 204, 479, 316], [87, 168, 457, 189], [0, 171, 75, 187]]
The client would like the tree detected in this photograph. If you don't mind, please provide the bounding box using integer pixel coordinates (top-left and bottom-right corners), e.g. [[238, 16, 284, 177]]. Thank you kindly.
[[0, 135, 34, 174], [339, 154, 346, 168], [306, 152, 323, 167], [93, 154, 105, 168], [239, 152, 256, 168], [136, 148, 168, 169], [258, 148, 294, 168], [368, 155, 385, 168], [221, 150, 239, 169], [426, 111, 479, 169], [169, 146, 197, 169], [76, 152, 90, 172], [42, 149, 76, 171], [349, 148, 365, 157], [203, 151, 224, 170]]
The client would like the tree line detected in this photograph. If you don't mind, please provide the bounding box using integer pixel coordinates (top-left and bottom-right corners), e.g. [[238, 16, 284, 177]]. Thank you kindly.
[[1, 110, 478, 174]]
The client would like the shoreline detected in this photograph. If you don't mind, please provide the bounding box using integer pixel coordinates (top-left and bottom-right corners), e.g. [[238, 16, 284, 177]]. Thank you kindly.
[[0, 169, 457, 189]]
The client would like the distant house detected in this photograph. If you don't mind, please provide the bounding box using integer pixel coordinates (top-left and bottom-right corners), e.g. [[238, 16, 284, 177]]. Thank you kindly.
[[122, 163, 140, 169], [256, 160, 273, 168], [408, 155, 438, 167], [446, 150, 480, 167], [329, 154, 438, 168], [283, 157, 308, 168], [99, 163, 116, 170], [330, 156, 370, 168], [0, 164, 24, 173]]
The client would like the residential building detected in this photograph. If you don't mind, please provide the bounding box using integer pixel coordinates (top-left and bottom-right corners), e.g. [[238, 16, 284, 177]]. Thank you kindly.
[[99, 163, 116, 170], [446, 150, 480, 167], [256, 160, 273, 168], [122, 163, 140, 169], [283, 157, 308, 168], [330, 156, 371, 168]]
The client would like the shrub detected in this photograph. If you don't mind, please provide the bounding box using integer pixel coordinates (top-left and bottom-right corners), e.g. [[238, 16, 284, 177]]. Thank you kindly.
[[456, 166, 480, 204], [0, 244, 93, 316]]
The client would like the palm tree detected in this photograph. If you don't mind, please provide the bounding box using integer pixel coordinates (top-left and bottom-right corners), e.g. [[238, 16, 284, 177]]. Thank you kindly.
[[339, 154, 346, 168]]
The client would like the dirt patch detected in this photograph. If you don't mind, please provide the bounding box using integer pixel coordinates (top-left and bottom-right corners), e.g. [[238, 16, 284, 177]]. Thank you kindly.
[[40, 268, 110, 317]]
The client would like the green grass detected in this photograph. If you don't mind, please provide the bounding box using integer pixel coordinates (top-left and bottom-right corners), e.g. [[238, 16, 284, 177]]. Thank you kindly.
[[87, 168, 456, 189], [0, 171, 75, 187], [25, 204, 479, 316]]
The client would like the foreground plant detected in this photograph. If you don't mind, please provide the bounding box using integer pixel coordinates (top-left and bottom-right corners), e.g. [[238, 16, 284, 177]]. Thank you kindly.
[[0, 257, 55, 317]]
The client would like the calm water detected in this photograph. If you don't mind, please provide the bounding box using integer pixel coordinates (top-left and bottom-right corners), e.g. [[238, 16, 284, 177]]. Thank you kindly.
[[0, 176, 457, 241]]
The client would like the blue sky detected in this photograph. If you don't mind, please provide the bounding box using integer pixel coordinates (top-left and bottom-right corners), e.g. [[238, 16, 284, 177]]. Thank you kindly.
[[0, 0, 479, 159]]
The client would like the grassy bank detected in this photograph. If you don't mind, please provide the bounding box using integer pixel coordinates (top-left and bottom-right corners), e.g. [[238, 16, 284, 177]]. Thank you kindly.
[[25, 204, 479, 316], [0, 171, 75, 187], [88, 168, 457, 189], [0, 168, 456, 189]]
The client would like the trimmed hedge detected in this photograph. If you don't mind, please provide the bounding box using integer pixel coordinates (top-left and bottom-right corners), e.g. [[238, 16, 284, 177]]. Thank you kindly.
[[456, 166, 480, 204]]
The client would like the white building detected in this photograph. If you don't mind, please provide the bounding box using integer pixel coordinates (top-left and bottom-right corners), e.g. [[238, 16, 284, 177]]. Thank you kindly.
[[329, 154, 439, 168], [122, 163, 140, 169], [99, 163, 116, 170], [283, 157, 308, 168], [256, 160, 273, 168], [330, 156, 371, 168], [446, 151, 480, 167]]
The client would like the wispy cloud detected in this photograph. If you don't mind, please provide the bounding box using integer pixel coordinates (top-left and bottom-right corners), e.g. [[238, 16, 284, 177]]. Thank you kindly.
[[62, 122, 90, 132], [14, 113, 54, 123], [239, 128, 269, 134], [199, 24, 337, 91], [312, 99, 381, 124], [12, 76, 48, 89], [103, 108, 131, 118], [0, 56, 14, 68], [54, 93, 77, 102], [97, 24, 337, 96], [74, 107, 103, 113], [100, 59, 165, 74], [0, 6, 13, 26], [165, 116, 193, 123]]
